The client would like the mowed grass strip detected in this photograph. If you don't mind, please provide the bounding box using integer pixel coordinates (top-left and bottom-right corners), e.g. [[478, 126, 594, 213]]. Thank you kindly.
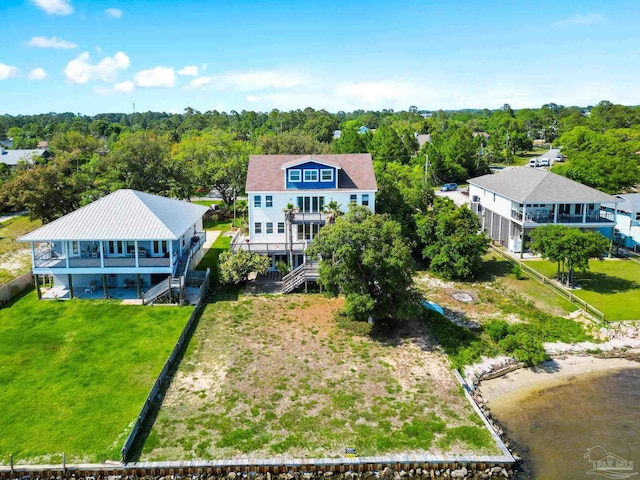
[[0, 292, 192, 463], [142, 294, 500, 460], [523, 258, 640, 321]]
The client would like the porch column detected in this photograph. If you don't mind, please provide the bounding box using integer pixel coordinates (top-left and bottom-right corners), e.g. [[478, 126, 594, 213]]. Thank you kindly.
[[582, 205, 587, 223], [103, 274, 108, 298], [64, 242, 69, 268], [169, 241, 174, 266], [554, 205, 558, 223], [136, 274, 141, 299], [135, 240, 139, 268], [68, 274, 74, 298], [99, 242, 105, 268], [520, 229, 526, 259], [522, 204, 527, 224], [34, 274, 41, 300], [30, 242, 36, 269]]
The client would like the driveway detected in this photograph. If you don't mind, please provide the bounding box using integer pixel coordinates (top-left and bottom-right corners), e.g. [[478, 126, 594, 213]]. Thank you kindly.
[[435, 188, 470, 207]]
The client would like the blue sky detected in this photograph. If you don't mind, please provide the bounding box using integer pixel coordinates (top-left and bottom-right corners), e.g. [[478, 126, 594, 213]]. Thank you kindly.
[[1, 0, 639, 115]]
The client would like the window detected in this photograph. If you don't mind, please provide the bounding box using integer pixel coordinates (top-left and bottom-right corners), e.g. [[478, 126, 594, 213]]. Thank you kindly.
[[636, 213, 640, 221], [254, 195, 261, 208], [350, 194, 357, 204], [288, 169, 301, 182], [321, 169, 333, 182], [70, 241, 79, 255], [254, 222, 262, 234], [304, 169, 318, 182], [266, 222, 273, 234], [362, 194, 369, 206], [278, 222, 285, 234], [266, 195, 273, 207]]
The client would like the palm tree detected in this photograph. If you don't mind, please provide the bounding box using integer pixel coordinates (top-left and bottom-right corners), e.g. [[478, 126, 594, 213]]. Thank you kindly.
[[283, 203, 298, 267], [323, 200, 342, 225]]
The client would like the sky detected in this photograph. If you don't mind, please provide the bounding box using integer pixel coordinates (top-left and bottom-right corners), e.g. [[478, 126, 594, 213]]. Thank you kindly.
[[1, 0, 640, 115]]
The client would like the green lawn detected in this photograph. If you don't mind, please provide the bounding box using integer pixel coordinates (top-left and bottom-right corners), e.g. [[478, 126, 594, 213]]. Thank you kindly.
[[196, 234, 231, 287], [0, 292, 192, 463], [523, 259, 640, 321]]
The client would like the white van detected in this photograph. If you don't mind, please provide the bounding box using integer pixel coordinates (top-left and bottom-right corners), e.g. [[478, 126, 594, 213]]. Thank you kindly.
[[529, 158, 540, 167]]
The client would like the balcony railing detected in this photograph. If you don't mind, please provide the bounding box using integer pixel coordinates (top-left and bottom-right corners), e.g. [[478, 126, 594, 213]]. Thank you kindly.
[[34, 253, 171, 269], [293, 212, 327, 223], [511, 210, 615, 224], [231, 241, 307, 254]]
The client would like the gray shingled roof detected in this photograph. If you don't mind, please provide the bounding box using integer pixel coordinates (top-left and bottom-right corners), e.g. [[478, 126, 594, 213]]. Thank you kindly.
[[18, 189, 209, 242], [247, 154, 377, 192], [0, 149, 46, 166], [616, 193, 640, 214], [468, 167, 619, 204]]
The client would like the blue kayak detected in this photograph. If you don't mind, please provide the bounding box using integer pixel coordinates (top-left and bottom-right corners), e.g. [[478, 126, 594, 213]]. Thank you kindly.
[[421, 300, 445, 315]]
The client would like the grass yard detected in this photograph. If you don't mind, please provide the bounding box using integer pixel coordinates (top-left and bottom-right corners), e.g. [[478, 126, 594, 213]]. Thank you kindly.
[[0, 214, 42, 285], [141, 294, 500, 460], [0, 292, 192, 463], [523, 258, 640, 321], [196, 233, 231, 286]]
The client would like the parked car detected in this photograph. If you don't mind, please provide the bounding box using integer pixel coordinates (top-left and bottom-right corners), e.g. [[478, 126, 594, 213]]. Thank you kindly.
[[529, 158, 541, 167], [538, 158, 550, 167], [440, 183, 458, 192]]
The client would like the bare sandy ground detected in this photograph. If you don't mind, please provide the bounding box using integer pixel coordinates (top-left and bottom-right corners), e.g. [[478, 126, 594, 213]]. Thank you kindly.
[[478, 354, 640, 403]]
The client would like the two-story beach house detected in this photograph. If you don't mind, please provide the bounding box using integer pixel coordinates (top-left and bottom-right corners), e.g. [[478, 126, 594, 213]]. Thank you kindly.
[[468, 168, 619, 254], [18, 189, 209, 300], [234, 154, 377, 269]]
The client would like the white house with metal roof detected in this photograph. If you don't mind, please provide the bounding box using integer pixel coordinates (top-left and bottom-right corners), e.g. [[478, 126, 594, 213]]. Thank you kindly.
[[468, 168, 619, 253], [18, 189, 209, 299], [0, 147, 52, 166], [235, 154, 377, 270]]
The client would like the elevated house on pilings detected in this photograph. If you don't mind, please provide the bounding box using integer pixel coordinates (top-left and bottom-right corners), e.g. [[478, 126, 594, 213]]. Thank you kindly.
[[18, 189, 209, 302], [468, 167, 620, 255]]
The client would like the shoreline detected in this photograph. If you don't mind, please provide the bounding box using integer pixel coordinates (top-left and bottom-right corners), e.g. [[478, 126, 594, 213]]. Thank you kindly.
[[478, 354, 640, 404]]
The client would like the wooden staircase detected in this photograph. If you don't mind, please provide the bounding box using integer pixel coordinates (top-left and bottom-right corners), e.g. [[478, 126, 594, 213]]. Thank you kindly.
[[281, 261, 320, 293]]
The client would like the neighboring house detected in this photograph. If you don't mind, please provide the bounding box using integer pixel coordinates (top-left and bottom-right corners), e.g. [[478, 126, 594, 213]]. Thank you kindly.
[[607, 194, 640, 251], [0, 147, 52, 166], [18, 189, 209, 299], [472, 131, 490, 140], [468, 168, 619, 253], [357, 126, 370, 134], [235, 154, 377, 269]]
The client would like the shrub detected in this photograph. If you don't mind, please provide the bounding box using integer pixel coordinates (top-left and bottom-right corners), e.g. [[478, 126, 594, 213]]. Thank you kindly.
[[485, 319, 510, 343]]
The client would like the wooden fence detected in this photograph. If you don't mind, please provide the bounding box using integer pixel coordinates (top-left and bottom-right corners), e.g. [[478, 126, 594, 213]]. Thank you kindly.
[[120, 268, 211, 462], [0, 272, 33, 303], [490, 245, 606, 323]]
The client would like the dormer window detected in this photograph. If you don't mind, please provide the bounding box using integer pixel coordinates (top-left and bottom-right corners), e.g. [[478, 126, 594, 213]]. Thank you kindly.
[[320, 169, 333, 182], [288, 169, 301, 182], [304, 170, 318, 182]]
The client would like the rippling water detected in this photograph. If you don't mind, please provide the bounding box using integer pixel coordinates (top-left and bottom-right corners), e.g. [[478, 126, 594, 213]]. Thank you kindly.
[[487, 368, 640, 479]]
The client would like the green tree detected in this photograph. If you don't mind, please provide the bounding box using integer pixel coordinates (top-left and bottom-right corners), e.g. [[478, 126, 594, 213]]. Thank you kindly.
[[416, 197, 489, 280], [331, 127, 368, 154], [529, 225, 611, 286], [306, 205, 418, 321], [256, 130, 330, 154], [172, 130, 256, 205], [218, 250, 271, 284], [370, 125, 409, 164]]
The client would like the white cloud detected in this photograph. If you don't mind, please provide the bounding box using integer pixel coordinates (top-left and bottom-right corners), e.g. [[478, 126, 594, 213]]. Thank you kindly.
[[105, 8, 122, 18], [177, 65, 198, 76], [185, 70, 310, 91], [28, 36, 78, 49], [64, 51, 130, 84], [333, 80, 421, 105], [31, 0, 73, 15], [555, 13, 603, 27], [28, 68, 47, 80], [185, 76, 213, 90], [246, 95, 261, 103], [113, 80, 135, 92], [94, 80, 135, 95], [0, 63, 19, 80], [134, 66, 176, 88]]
